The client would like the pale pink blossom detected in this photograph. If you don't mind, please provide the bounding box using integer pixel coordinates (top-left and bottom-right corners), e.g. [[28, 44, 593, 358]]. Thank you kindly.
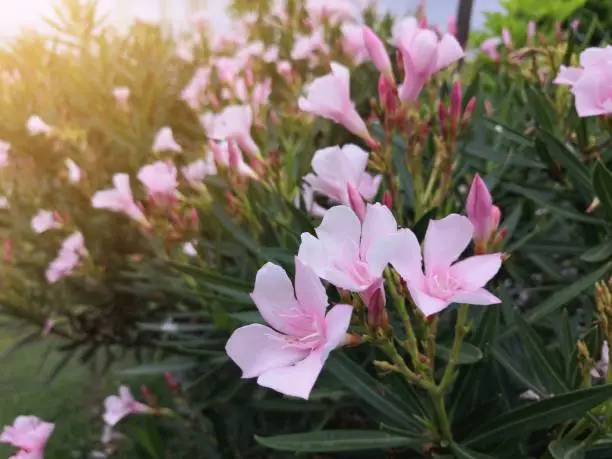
[[277, 60, 292, 78], [251, 79, 272, 112], [0, 140, 10, 167], [26, 115, 53, 136], [0, 196, 8, 209], [233, 78, 249, 103], [65, 158, 81, 183], [181, 67, 210, 110], [305, 0, 358, 25], [553, 46, 612, 117], [242, 12, 259, 27], [152, 127, 182, 153], [92, 173, 149, 225], [297, 204, 401, 292], [363, 26, 395, 86], [112, 86, 130, 106], [263, 46, 279, 63], [181, 154, 217, 187], [0, 416, 54, 459], [392, 17, 464, 102], [304, 144, 381, 207], [46, 231, 86, 283], [390, 214, 502, 317], [225, 258, 352, 399], [294, 184, 326, 218], [481, 37, 501, 61], [206, 105, 260, 158], [591, 341, 608, 379], [340, 23, 368, 65], [176, 41, 194, 62], [31, 210, 60, 234], [137, 161, 179, 200], [447, 16, 457, 36], [527, 21, 536, 44], [209, 140, 257, 179], [103, 386, 150, 427], [236, 41, 265, 62], [466, 174, 500, 243], [183, 241, 197, 256], [291, 29, 329, 61], [215, 57, 242, 83], [501, 28, 512, 48], [298, 63, 372, 142]]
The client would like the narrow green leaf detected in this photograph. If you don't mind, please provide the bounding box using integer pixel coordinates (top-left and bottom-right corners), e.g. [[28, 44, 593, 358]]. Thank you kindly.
[[593, 160, 612, 218], [229, 310, 264, 324], [548, 439, 585, 459], [437, 342, 483, 364], [326, 352, 425, 432], [115, 359, 198, 376], [451, 442, 496, 459], [464, 385, 612, 448], [211, 203, 263, 258], [581, 241, 612, 263], [255, 430, 421, 452], [0, 329, 41, 359]]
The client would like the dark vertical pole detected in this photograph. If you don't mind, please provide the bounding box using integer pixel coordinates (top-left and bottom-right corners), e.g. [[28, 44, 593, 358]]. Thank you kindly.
[[456, 0, 475, 49]]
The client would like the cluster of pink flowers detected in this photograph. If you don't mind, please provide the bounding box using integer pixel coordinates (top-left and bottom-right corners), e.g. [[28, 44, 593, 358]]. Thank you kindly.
[[0, 416, 54, 459], [45, 232, 87, 283]]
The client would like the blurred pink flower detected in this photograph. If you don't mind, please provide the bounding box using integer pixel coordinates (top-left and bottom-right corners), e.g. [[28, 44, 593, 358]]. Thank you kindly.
[[447, 16, 457, 36], [527, 21, 536, 44], [340, 23, 368, 65], [363, 26, 395, 86], [0, 196, 8, 209], [0, 416, 54, 459], [298, 63, 372, 142], [152, 127, 182, 153], [207, 105, 260, 158], [26, 115, 53, 136], [390, 215, 502, 317], [65, 158, 81, 184], [0, 140, 10, 167], [183, 241, 197, 256], [31, 210, 61, 234], [291, 29, 328, 61], [263, 46, 279, 63], [392, 17, 464, 102], [103, 386, 150, 427], [591, 341, 608, 379], [298, 204, 401, 292], [138, 161, 179, 200], [181, 154, 217, 187], [215, 57, 242, 83], [304, 144, 381, 207], [46, 232, 86, 283], [306, 0, 358, 25], [225, 258, 352, 399], [553, 46, 612, 117], [176, 41, 194, 62], [181, 67, 210, 110], [277, 60, 292, 78], [466, 174, 500, 244], [294, 184, 327, 218], [501, 28, 513, 48], [481, 37, 501, 61], [252, 79, 272, 111], [112, 86, 130, 107], [209, 140, 257, 179], [92, 173, 149, 225]]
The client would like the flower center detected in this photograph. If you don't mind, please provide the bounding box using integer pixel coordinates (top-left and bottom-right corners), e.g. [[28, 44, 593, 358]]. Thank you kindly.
[[276, 306, 326, 351], [427, 270, 461, 300]]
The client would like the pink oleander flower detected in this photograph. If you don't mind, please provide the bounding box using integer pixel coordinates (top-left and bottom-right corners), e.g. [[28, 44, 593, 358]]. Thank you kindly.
[[46, 231, 86, 283], [591, 341, 609, 379], [263, 46, 279, 63], [527, 21, 536, 44], [340, 23, 368, 65], [481, 37, 501, 61], [447, 16, 457, 36], [137, 160, 179, 200], [92, 173, 149, 225], [0, 140, 10, 167], [294, 184, 327, 218], [0, 416, 54, 459], [181, 67, 210, 110], [298, 63, 373, 142], [392, 17, 464, 102], [181, 154, 217, 187], [501, 28, 513, 48], [297, 204, 401, 293], [233, 78, 249, 103], [152, 127, 182, 153], [215, 57, 242, 83], [291, 29, 328, 61], [553, 46, 612, 117], [305, 0, 358, 25], [277, 60, 292, 78], [252, 79, 272, 112], [466, 174, 501, 243], [225, 258, 353, 399], [390, 214, 502, 317], [303, 144, 381, 208], [209, 140, 257, 179], [363, 26, 395, 86], [206, 105, 260, 158], [31, 210, 60, 234], [26, 115, 53, 136], [176, 41, 194, 62], [65, 158, 81, 183], [236, 41, 265, 62], [112, 86, 130, 106], [103, 386, 151, 427]]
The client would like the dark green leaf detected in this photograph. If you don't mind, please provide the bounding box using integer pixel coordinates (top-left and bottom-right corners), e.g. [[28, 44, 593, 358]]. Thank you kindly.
[[593, 160, 612, 218], [548, 439, 585, 459], [255, 430, 421, 452], [437, 342, 483, 364], [451, 442, 497, 459], [581, 241, 612, 263], [115, 359, 198, 376]]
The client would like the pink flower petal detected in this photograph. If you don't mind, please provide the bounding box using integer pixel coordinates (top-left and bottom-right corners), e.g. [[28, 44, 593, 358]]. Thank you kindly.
[[450, 288, 501, 305], [257, 350, 326, 399], [449, 254, 503, 289], [424, 214, 473, 274], [360, 203, 398, 259], [294, 258, 328, 317], [434, 34, 464, 72], [314, 205, 361, 261], [323, 304, 353, 352], [226, 324, 307, 379], [408, 285, 449, 317], [553, 66, 584, 86], [387, 229, 425, 284]]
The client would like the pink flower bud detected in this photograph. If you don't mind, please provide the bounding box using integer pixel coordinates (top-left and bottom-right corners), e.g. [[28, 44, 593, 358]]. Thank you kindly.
[[363, 26, 395, 87], [502, 28, 512, 48], [382, 190, 393, 209], [363, 280, 387, 329], [447, 16, 457, 36], [527, 21, 536, 45], [484, 99, 494, 115], [418, 16, 427, 29], [491, 205, 501, 230], [164, 372, 180, 393], [450, 81, 462, 122], [571, 19, 580, 31], [377, 74, 397, 114], [245, 65, 254, 88], [347, 183, 366, 222], [228, 140, 241, 170], [466, 174, 497, 242]]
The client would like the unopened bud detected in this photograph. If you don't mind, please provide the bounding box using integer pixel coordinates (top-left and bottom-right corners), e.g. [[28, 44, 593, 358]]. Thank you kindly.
[[418, 16, 427, 29], [502, 28, 513, 48], [164, 372, 180, 393], [3, 238, 12, 263], [527, 21, 536, 45], [382, 190, 393, 209], [347, 183, 366, 222], [464, 97, 477, 121], [447, 16, 457, 36], [378, 74, 397, 115], [343, 333, 363, 347], [244, 65, 254, 88]]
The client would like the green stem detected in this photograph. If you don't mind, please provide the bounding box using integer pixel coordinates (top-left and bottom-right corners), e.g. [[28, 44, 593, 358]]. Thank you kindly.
[[437, 304, 470, 391], [380, 342, 435, 392], [385, 269, 419, 364], [430, 390, 453, 442]]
